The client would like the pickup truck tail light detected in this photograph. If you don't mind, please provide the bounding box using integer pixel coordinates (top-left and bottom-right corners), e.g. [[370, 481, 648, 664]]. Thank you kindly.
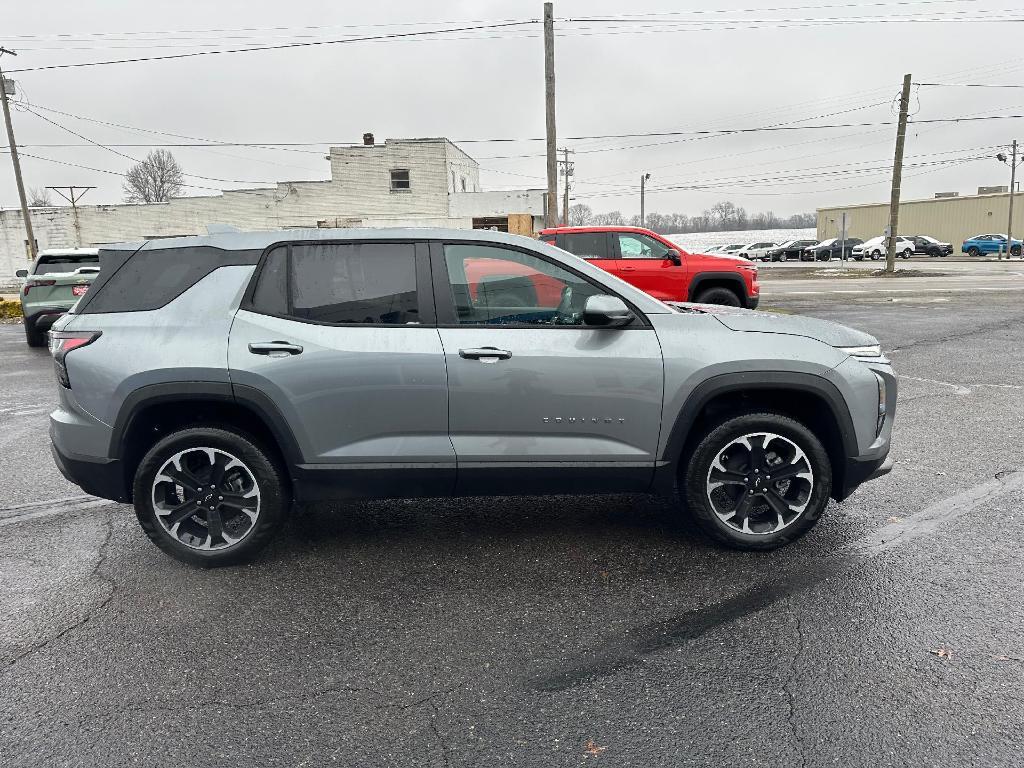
[[23, 279, 56, 296], [49, 331, 101, 388]]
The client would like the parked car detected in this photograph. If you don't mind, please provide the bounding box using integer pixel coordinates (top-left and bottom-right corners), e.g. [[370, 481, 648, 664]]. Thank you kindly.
[[961, 234, 1022, 257], [48, 228, 895, 565], [735, 241, 778, 261], [851, 236, 915, 261], [908, 235, 953, 257], [540, 226, 758, 308], [766, 240, 819, 262], [810, 238, 863, 261], [719, 243, 747, 254], [15, 248, 100, 347]]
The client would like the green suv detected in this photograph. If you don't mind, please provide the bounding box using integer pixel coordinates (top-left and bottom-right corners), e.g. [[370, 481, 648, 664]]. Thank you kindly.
[[16, 248, 100, 347]]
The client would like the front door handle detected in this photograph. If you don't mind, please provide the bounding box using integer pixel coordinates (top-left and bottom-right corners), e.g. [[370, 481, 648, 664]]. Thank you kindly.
[[249, 341, 304, 357], [459, 347, 512, 363], [620, 266, 637, 272]]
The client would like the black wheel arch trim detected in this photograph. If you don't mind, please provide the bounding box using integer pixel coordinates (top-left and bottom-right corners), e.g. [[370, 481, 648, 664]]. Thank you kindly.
[[687, 272, 749, 302], [655, 370, 859, 492], [109, 381, 304, 468]]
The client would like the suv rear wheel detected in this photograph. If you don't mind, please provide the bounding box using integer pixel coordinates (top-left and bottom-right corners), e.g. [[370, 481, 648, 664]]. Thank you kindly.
[[23, 321, 47, 348], [695, 286, 742, 307], [682, 412, 832, 550], [133, 426, 287, 567]]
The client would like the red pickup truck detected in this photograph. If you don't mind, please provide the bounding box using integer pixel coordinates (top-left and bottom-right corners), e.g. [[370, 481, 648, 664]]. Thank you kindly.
[[539, 226, 759, 309]]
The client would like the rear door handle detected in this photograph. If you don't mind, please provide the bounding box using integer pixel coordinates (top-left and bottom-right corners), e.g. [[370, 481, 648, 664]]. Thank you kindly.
[[459, 347, 512, 363], [249, 341, 303, 357]]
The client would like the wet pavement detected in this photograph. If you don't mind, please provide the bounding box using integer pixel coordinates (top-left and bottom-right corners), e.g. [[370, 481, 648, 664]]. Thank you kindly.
[[2, 290, 1023, 767]]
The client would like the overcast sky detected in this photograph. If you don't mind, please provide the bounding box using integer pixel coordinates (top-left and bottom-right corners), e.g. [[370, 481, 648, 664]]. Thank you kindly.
[[1, 0, 1020, 220]]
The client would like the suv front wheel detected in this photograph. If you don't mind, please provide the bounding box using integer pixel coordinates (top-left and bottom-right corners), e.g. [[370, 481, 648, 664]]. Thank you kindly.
[[133, 426, 287, 566], [682, 412, 832, 550]]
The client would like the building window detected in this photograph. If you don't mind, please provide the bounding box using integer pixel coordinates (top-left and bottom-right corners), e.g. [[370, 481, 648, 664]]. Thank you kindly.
[[390, 169, 411, 192]]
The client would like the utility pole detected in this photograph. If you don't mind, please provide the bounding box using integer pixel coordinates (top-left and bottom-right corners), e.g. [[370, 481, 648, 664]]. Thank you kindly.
[[640, 173, 651, 228], [0, 48, 37, 261], [543, 2, 558, 228], [47, 186, 94, 248], [996, 141, 1022, 260], [885, 73, 912, 274], [557, 147, 573, 225]]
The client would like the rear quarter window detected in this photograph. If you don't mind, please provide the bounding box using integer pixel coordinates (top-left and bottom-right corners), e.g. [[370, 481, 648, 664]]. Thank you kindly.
[[78, 246, 260, 314]]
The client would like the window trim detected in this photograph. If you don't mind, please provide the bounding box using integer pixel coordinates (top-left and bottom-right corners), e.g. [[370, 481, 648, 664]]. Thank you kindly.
[[240, 239, 436, 328], [389, 168, 411, 193], [428, 239, 652, 330]]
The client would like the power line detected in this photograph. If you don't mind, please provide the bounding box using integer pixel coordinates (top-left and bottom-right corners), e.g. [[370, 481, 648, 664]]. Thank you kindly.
[[915, 82, 1024, 88], [5, 20, 539, 73]]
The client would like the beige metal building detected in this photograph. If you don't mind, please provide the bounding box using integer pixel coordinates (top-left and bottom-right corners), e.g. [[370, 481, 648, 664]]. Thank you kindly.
[[817, 189, 1024, 250]]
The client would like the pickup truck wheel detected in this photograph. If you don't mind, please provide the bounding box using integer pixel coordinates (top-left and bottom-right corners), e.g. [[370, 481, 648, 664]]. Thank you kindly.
[[682, 412, 832, 550], [133, 426, 287, 567], [695, 286, 742, 307], [23, 322, 47, 348]]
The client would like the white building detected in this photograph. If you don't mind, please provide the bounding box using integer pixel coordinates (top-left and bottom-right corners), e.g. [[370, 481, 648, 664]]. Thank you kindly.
[[1, 135, 545, 284]]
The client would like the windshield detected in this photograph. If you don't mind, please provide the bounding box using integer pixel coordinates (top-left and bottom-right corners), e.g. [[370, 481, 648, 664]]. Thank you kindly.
[[817, 238, 836, 247], [34, 255, 100, 275], [777, 241, 795, 248]]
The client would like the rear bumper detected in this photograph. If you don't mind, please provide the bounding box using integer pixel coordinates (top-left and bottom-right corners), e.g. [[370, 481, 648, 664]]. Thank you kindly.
[[50, 442, 128, 503], [745, 294, 760, 310], [25, 307, 70, 329]]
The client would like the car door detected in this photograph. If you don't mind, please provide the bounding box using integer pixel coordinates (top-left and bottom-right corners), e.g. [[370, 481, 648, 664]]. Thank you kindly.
[[227, 240, 455, 497], [432, 240, 665, 495], [611, 231, 688, 301], [556, 231, 617, 275]]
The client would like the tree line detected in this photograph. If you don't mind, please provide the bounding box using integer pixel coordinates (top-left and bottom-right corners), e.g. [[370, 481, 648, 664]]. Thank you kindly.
[[569, 201, 816, 233]]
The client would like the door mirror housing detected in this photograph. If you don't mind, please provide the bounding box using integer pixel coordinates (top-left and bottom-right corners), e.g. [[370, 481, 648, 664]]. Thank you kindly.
[[665, 248, 682, 266], [583, 295, 635, 328], [15, 269, 28, 279]]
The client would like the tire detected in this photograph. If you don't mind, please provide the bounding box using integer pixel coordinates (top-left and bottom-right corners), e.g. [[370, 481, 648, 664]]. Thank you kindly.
[[1012, 245, 1022, 257], [821, 252, 831, 261], [24, 321, 47, 348], [695, 286, 742, 307], [853, 256, 863, 261], [968, 247, 980, 257], [682, 412, 832, 551], [901, 249, 912, 259], [871, 250, 882, 260], [133, 426, 288, 567]]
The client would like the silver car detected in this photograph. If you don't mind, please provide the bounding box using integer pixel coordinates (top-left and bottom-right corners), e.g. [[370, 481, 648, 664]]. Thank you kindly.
[[48, 228, 896, 566]]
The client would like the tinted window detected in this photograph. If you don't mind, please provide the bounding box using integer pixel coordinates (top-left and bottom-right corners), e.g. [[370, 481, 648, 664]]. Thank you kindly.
[[444, 243, 606, 326], [290, 243, 418, 325], [617, 233, 671, 259], [34, 254, 99, 274], [79, 247, 259, 314], [560, 232, 608, 259], [250, 247, 288, 316]]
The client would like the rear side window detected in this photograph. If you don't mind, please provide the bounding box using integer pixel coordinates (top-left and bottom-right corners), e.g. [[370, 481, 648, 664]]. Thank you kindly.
[[249, 242, 420, 325], [559, 232, 609, 259], [78, 247, 260, 314]]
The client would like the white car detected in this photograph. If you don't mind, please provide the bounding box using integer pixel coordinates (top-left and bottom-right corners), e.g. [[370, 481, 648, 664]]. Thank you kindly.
[[851, 236, 915, 261], [735, 241, 779, 261]]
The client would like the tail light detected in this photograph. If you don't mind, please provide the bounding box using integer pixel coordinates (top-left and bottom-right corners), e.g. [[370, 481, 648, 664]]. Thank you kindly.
[[49, 330, 101, 388], [23, 279, 56, 296]]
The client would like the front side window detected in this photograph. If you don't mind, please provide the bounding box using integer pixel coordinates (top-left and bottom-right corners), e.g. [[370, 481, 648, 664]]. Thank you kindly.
[[251, 242, 419, 325], [390, 169, 410, 191], [617, 233, 671, 259], [444, 243, 606, 326]]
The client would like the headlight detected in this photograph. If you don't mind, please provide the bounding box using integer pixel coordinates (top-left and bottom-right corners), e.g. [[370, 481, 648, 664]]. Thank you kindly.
[[837, 344, 882, 358]]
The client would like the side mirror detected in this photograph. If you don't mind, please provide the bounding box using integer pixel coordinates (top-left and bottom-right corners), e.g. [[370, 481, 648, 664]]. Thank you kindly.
[[15, 269, 28, 278], [583, 295, 635, 328], [666, 248, 682, 266]]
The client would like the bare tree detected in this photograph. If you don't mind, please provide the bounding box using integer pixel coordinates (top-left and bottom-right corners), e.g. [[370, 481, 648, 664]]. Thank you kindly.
[[568, 203, 593, 226], [123, 149, 185, 203], [592, 210, 625, 225], [28, 187, 52, 206]]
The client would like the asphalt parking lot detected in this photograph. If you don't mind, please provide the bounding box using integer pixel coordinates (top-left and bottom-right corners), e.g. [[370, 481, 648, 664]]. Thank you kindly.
[[3, 285, 1024, 767]]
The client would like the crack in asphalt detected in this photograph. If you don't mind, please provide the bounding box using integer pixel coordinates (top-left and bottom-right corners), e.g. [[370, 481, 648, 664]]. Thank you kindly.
[[429, 698, 453, 768], [783, 616, 809, 768], [2, 512, 116, 674], [888, 314, 1024, 356], [531, 471, 1024, 692]]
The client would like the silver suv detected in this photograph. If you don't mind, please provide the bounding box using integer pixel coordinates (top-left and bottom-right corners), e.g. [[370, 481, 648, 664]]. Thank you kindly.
[[48, 228, 895, 566]]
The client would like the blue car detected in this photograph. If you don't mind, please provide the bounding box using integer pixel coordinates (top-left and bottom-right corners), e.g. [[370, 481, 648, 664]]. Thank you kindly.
[[962, 233, 1022, 257]]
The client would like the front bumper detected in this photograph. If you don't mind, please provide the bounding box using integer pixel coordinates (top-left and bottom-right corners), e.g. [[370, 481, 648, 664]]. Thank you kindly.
[[50, 442, 128, 502]]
